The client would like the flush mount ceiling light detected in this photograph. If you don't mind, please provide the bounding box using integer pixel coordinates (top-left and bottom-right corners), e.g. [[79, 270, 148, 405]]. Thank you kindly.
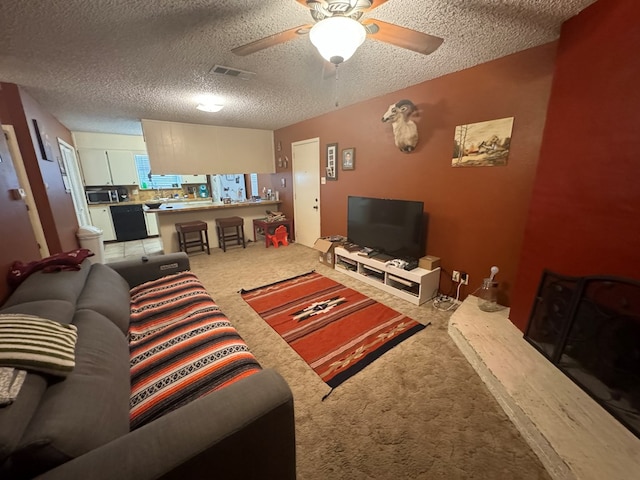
[[309, 16, 367, 65], [196, 102, 224, 113]]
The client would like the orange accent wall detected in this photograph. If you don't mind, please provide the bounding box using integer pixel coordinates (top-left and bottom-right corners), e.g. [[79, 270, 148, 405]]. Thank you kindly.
[[509, 0, 640, 330], [276, 42, 558, 303]]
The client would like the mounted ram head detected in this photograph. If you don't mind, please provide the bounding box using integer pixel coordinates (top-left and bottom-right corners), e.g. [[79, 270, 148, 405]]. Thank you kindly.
[[381, 99, 418, 153]]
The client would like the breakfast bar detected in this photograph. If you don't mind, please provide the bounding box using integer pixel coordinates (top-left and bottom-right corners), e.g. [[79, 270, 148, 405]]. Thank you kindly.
[[148, 200, 282, 253]]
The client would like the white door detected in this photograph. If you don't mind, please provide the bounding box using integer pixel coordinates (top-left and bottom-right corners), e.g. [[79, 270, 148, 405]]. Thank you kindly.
[[292, 138, 321, 247], [58, 139, 92, 226], [3, 125, 49, 257]]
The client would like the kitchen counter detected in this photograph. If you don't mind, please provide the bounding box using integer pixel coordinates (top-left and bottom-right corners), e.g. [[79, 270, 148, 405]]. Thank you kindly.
[[148, 199, 280, 214], [92, 197, 215, 207], [150, 200, 283, 253]]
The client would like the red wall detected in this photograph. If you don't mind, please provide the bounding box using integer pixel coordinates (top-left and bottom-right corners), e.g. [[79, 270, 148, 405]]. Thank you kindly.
[[0, 117, 40, 302], [276, 42, 557, 304], [509, 0, 640, 330], [0, 83, 78, 302], [19, 89, 79, 252]]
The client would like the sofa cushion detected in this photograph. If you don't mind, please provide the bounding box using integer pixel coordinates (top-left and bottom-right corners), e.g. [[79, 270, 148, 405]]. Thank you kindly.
[[129, 272, 262, 430], [77, 263, 131, 334], [0, 373, 48, 465], [2, 260, 92, 314], [10, 310, 130, 478], [0, 314, 78, 377]]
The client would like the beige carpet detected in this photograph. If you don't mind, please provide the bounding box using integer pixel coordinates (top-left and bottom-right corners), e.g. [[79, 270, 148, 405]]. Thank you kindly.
[[186, 241, 550, 480]]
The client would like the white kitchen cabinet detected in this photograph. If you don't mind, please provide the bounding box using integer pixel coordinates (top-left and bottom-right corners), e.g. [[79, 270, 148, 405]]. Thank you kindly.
[[107, 150, 139, 185], [78, 149, 112, 186], [78, 148, 140, 186], [144, 211, 159, 236], [89, 206, 116, 241], [180, 174, 207, 184]]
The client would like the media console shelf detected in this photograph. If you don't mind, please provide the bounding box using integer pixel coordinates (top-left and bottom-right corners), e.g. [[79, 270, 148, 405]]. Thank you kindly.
[[334, 246, 440, 305]]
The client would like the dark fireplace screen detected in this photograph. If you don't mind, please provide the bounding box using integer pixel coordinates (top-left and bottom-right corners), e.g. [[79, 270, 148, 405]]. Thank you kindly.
[[525, 270, 640, 439]]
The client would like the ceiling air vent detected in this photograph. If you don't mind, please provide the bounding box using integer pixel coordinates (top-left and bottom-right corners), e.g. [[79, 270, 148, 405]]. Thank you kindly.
[[209, 64, 256, 81]]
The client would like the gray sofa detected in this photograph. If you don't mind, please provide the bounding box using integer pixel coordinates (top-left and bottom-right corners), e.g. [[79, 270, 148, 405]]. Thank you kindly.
[[0, 253, 296, 479]]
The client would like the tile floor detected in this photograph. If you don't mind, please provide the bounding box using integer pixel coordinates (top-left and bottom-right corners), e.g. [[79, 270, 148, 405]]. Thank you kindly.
[[104, 237, 163, 263]]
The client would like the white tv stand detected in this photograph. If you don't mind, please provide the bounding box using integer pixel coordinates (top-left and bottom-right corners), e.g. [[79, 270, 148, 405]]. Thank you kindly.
[[334, 247, 440, 306]]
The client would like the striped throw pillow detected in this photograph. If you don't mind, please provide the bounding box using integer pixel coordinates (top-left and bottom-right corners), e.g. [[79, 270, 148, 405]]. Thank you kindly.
[[0, 314, 78, 377]]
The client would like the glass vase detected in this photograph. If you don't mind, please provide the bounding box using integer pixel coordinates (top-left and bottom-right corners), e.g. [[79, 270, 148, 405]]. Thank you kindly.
[[478, 278, 500, 312]]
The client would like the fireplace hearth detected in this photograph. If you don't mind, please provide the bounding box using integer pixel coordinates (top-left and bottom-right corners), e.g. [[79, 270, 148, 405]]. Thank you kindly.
[[525, 270, 640, 439]]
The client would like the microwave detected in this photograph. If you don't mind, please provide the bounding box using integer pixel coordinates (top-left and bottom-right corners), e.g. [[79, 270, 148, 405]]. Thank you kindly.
[[86, 189, 119, 204]]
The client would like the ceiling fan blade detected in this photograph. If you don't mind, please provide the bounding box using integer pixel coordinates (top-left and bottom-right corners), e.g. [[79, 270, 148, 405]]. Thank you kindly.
[[368, 0, 391, 11], [232, 24, 311, 56], [363, 19, 443, 55]]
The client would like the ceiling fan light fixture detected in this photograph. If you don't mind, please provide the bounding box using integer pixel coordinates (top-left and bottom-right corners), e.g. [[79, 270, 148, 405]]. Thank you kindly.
[[309, 17, 366, 65]]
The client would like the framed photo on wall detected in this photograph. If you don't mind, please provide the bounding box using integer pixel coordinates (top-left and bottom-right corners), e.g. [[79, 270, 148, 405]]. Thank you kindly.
[[326, 143, 338, 180], [32, 119, 54, 161], [342, 147, 355, 170]]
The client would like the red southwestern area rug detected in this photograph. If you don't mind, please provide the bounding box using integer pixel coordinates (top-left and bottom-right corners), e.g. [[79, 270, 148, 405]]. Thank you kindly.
[[240, 271, 429, 398]]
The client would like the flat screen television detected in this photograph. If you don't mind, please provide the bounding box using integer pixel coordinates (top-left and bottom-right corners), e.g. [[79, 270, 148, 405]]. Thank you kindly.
[[347, 196, 426, 260]]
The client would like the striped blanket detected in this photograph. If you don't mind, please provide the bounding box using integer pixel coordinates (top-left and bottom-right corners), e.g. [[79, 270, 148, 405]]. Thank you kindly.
[[128, 271, 261, 429]]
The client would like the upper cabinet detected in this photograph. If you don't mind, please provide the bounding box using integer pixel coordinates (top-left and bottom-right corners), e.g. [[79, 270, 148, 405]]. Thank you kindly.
[[78, 149, 140, 186], [77, 149, 112, 185], [180, 174, 207, 184], [142, 119, 275, 175], [107, 150, 140, 185]]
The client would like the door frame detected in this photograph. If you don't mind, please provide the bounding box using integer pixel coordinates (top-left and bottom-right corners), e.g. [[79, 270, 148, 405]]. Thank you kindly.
[[58, 138, 91, 226]]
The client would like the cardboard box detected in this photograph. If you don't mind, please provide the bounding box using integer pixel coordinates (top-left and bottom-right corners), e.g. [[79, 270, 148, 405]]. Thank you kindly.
[[313, 237, 345, 267], [419, 255, 441, 270]]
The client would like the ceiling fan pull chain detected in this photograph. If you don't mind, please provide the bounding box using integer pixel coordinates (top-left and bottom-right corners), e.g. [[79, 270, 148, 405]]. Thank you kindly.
[[334, 64, 340, 107]]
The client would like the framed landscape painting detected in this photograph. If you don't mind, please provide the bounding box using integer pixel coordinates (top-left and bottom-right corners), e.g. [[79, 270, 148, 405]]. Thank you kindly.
[[452, 117, 514, 167]]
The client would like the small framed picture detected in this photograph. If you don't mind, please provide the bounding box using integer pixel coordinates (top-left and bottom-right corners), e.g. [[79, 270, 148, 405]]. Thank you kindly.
[[326, 143, 338, 180], [32, 119, 54, 161], [342, 147, 355, 170]]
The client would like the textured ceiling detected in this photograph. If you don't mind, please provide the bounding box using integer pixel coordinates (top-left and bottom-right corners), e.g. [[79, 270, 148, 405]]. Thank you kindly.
[[0, 0, 597, 136]]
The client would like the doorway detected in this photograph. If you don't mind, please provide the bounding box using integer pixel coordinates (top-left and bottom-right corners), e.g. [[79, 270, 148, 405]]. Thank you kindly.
[[3, 125, 49, 257], [58, 138, 91, 227], [292, 138, 320, 247]]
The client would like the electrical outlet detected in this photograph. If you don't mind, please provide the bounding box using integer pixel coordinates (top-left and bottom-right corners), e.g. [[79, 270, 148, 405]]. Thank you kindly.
[[452, 270, 460, 283], [460, 272, 469, 285]]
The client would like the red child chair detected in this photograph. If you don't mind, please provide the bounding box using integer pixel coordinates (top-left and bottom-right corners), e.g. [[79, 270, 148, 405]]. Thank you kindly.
[[266, 225, 289, 248]]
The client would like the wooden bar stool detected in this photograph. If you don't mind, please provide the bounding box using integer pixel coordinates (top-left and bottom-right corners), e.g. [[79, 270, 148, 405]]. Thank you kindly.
[[215, 216, 246, 252], [175, 221, 210, 255]]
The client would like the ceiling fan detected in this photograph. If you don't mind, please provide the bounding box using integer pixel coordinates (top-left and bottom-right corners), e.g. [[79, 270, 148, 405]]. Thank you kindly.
[[231, 0, 444, 65]]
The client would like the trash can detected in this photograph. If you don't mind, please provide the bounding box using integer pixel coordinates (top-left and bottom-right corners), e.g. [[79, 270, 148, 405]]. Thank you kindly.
[[77, 225, 104, 264]]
